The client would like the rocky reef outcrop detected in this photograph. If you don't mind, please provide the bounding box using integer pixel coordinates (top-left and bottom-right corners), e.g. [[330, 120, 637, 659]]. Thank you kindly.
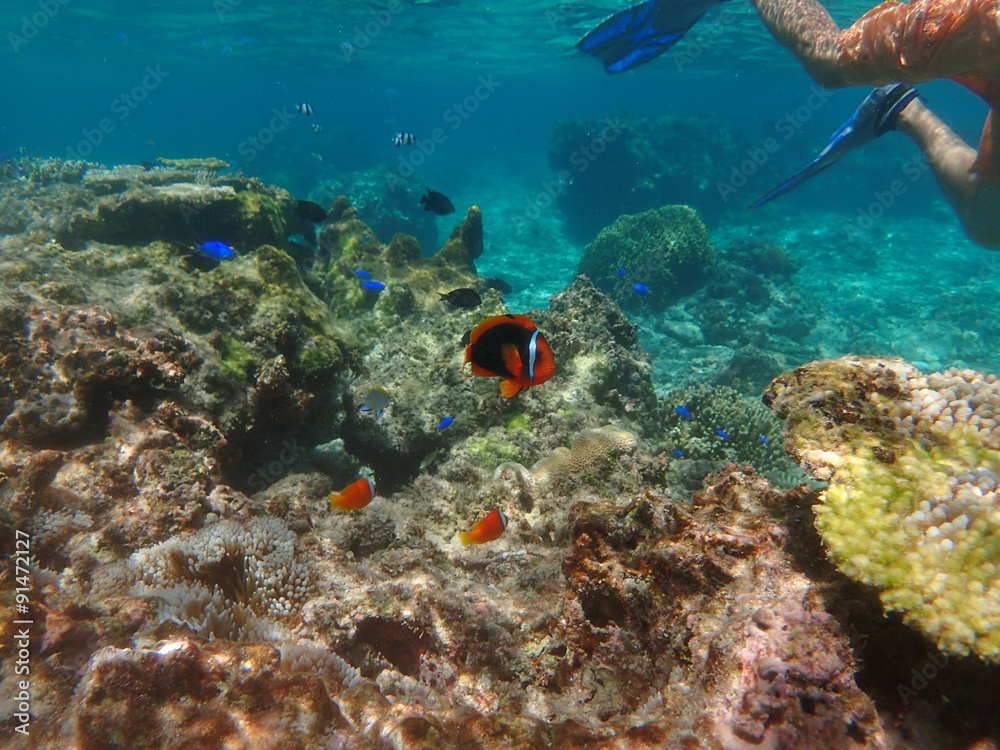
[[577, 204, 715, 312]]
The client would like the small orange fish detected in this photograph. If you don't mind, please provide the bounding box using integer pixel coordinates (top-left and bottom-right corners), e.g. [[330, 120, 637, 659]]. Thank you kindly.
[[329, 477, 376, 511], [459, 509, 508, 546]]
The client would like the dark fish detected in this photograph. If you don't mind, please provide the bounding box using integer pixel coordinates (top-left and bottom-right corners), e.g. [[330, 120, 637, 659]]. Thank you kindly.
[[484, 277, 513, 294], [438, 288, 482, 308], [296, 102, 314, 115], [296, 200, 328, 223], [420, 189, 455, 216], [392, 131, 417, 146]]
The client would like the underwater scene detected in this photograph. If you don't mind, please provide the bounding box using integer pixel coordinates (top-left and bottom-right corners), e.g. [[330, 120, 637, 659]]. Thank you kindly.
[[2, 0, 1000, 747]]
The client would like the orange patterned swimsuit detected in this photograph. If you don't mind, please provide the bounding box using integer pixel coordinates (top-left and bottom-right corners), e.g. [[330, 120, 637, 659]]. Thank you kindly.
[[836, 0, 1000, 179]]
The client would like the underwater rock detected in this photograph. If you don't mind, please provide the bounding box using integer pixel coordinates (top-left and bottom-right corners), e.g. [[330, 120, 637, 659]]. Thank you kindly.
[[433, 204, 484, 267], [69, 178, 294, 251], [539, 276, 661, 437], [766, 356, 1000, 661], [313, 168, 439, 254], [577, 205, 714, 312], [70, 639, 347, 749], [0, 304, 196, 448]]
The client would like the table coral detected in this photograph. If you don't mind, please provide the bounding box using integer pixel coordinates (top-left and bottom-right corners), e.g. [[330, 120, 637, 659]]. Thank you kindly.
[[765, 356, 1000, 661]]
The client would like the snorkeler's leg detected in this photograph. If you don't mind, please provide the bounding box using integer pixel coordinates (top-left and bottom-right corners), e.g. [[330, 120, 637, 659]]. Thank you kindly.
[[897, 99, 1000, 249], [747, 0, 847, 87]]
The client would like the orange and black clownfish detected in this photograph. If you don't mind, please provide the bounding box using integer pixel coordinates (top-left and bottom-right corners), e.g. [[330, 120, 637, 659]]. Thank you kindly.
[[459, 509, 508, 546], [328, 477, 376, 511], [464, 314, 555, 398]]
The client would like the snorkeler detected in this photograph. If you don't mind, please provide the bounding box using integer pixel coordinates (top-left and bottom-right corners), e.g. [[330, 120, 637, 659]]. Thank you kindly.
[[577, 0, 1000, 249]]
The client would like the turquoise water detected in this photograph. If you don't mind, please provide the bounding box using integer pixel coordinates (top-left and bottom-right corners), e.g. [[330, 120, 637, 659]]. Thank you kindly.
[[1, 0, 997, 376]]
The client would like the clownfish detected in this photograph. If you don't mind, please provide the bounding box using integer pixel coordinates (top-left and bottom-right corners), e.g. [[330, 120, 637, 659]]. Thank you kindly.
[[459, 509, 508, 546], [464, 314, 555, 398], [328, 477, 376, 511]]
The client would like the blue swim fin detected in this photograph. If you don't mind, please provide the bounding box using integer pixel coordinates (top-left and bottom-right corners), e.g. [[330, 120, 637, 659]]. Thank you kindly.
[[576, 0, 726, 74], [749, 84, 918, 208]]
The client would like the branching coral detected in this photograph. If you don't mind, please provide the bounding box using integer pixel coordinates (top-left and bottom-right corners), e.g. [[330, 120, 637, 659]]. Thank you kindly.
[[130, 516, 314, 641], [766, 357, 1000, 660], [663, 383, 803, 487]]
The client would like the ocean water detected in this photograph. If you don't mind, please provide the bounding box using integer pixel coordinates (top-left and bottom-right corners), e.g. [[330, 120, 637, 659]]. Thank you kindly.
[[2, 1, 997, 370]]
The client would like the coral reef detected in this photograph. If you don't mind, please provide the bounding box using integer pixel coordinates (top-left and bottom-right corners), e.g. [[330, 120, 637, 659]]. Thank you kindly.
[[72, 639, 349, 750], [661, 383, 803, 489], [70, 170, 294, 251], [577, 205, 714, 312], [5, 161, 999, 750], [530, 425, 638, 490], [765, 357, 1000, 660]]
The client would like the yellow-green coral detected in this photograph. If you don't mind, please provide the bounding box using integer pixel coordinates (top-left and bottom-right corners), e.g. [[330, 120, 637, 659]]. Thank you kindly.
[[767, 357, 1000, 661], [817, 429, 1000, 659]]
